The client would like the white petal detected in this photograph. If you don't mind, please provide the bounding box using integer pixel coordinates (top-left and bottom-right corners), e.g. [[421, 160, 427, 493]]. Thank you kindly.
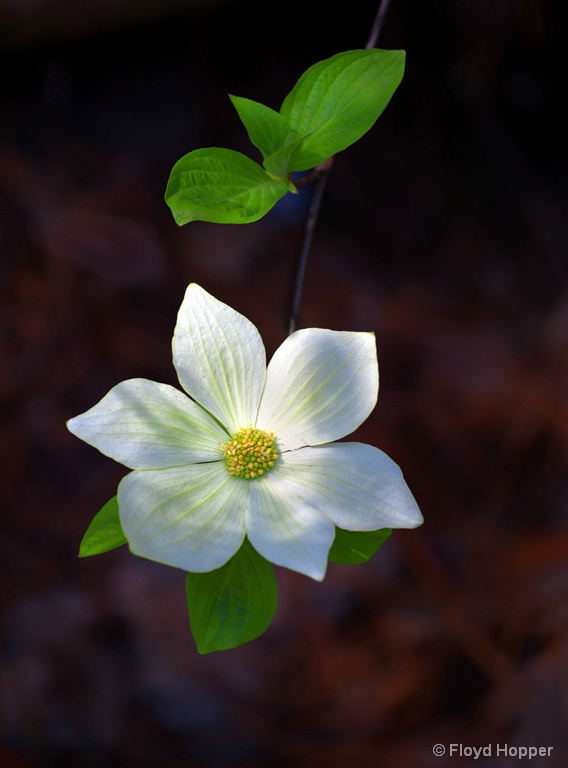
[[173, 284, 266, 434], [67, 379, 227, 469], [246, 473, 336, 581], [256, 329, 378, 451], [278, 443, 423, 530], [118, 463, 248, 572]]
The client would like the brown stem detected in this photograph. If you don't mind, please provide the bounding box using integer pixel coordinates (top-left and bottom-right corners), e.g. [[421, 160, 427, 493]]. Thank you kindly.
[[366, 0, 393, 50], [288, 0, 390, 335], [288, 159, 332, 335], [286, 0, 393, 335]]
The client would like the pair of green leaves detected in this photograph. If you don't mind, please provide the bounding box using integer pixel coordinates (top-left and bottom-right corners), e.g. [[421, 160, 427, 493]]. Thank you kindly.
[[165, 48, 405, 226], [79, 496, 391, 654]]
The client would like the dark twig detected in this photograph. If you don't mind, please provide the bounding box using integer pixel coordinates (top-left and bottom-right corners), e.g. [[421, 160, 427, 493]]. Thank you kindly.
[[288, 159, 332, 335], [365, 0, 393, 50], [287, 0, 393, 335]]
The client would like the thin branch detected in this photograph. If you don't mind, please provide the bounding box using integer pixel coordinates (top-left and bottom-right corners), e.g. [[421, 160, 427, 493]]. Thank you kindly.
[[286, 0, 393, 335], [288, 159, 332, 335], [365, 0, 393, 50]]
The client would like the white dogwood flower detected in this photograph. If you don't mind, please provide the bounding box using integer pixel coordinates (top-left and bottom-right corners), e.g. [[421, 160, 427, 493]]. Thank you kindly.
[[67, 284, 422, 580]]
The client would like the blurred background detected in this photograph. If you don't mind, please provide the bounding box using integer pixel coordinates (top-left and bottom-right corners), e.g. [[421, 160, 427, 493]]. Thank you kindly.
[[1, 0, 567, 765]]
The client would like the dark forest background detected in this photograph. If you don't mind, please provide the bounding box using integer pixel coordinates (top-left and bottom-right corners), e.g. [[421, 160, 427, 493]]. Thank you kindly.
[[1, 0, 568, 766]]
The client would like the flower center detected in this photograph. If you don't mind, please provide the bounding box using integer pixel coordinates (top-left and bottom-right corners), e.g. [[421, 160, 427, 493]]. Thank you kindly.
[[221, 426, 279, 479]]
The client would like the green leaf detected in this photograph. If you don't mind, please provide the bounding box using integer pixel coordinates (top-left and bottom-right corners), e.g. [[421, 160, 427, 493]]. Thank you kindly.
[[263, 134, 307, 181], [186, 538, 278, 653], [229, 95, 297, 158], [328, 527, 392, 565], [165, 147, 289, 225], [280, 49, 405, 171], [79, 496, 127, 557]]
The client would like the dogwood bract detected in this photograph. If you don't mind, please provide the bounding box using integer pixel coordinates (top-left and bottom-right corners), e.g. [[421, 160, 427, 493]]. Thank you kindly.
[[67, 284, 422, 580]]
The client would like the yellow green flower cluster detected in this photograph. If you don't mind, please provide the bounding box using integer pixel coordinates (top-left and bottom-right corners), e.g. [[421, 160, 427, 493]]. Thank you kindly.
[[222, 426, 278, 479]]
